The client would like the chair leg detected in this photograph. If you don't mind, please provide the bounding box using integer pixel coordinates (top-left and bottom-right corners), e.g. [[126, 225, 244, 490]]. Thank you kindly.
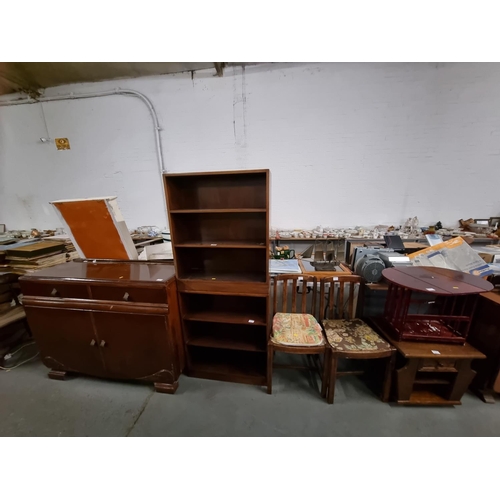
[[321, 349, 330, 399], [327, 354, 338, 404], [381, 351, 396, 403], [267, 344, 273, 394]]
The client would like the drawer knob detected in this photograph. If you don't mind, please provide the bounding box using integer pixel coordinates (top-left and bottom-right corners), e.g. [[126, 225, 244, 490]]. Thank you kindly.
[[51, 288, 59, 297], [90, 339, 96, 347], [100, 340, 107, 347], [123, 292, 130, 301]]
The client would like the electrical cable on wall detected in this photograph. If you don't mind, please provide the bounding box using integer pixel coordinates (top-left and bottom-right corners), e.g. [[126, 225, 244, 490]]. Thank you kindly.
[[0, 88, 168, 228], [38, 101, 51, 143]]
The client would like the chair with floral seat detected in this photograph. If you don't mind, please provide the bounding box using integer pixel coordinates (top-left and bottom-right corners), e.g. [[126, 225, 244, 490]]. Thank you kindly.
[[319, 276, 396, 404], [267, 274, 327, 396]]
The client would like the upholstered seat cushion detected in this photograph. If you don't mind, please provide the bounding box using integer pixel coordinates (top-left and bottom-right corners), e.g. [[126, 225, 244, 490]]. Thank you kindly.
[[322, 318, 391, 352], [272, 313, 324, 346]]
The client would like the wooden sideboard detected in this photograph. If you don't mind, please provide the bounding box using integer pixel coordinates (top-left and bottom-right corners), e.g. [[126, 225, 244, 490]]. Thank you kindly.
[[19, 261, 184, 394]]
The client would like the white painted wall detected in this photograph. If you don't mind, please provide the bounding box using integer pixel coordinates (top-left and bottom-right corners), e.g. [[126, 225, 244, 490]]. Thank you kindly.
[[1, 62, 500, 232]]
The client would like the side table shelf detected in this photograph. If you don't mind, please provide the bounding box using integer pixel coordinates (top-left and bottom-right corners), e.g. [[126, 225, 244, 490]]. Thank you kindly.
[[370, 317, 486, 405]]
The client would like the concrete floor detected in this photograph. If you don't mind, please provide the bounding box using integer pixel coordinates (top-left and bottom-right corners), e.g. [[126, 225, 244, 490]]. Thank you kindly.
[[1, 354, 500, 436]]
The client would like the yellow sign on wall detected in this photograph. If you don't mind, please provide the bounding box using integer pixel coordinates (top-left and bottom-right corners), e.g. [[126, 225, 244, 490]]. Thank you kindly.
[[55, 138, 70, 150]]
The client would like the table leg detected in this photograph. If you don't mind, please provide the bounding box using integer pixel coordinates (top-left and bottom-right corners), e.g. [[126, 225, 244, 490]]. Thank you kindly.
[[396, 358, 419, 402], [471, 387, 496, 404], [448, 359, 477, 402], [381, 351, 396, 402]]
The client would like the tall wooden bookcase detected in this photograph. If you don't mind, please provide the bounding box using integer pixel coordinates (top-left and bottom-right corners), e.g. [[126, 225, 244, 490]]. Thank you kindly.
[[164, 170, 269, 386]]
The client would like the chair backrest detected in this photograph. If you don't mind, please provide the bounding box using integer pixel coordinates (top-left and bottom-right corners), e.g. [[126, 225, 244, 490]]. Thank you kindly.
[[272, 274, 318, 316], [319, 275, 362, 321]]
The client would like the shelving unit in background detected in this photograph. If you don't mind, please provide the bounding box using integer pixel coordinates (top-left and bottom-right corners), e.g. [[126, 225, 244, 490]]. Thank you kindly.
[[164, 170, 270, 386], [271, 237, 345, 261], [273, 236, 495, 265]]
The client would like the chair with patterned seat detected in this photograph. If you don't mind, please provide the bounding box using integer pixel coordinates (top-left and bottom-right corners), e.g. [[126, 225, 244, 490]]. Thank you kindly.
[[267, 274, 327, 396], [319, 276, 396, 404]]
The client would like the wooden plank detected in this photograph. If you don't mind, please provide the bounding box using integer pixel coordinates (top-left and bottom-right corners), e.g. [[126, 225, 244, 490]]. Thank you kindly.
[[51, 198, 137, 260], [6, 241, 65, 259]]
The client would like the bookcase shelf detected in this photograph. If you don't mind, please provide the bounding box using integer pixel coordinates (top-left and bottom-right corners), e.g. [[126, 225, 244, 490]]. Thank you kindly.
[[187, 346, 267, 385], [164, 169, 270, 387], [164, 171, 267, 211], [185, 323, 267, 352], [183, 310, 267, 326], [169, 209, 267, 214], [181, 271, 267, 283], [175, 242, 267, 249], [169, 211, 266, 247], [175, 247, 267, 282]]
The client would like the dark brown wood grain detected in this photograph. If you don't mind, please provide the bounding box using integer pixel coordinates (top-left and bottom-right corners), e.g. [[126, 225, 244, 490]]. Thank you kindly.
[[170, 212, 267, 246], [164, 170, 268, 211], [185, 323, 267, 352], [467, 291, 500, 403], [175, 247, 267, 282], [177, 279, 269, 295], [20, 262, 183, 394], [370, 317, 485, 405]]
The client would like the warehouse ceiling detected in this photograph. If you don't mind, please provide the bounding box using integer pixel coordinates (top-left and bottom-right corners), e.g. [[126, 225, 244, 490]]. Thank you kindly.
[[0, 62, 235, 97]]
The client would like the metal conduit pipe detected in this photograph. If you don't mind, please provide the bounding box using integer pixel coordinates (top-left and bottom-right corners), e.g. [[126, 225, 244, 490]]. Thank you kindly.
[[0, 88, 168, 225]]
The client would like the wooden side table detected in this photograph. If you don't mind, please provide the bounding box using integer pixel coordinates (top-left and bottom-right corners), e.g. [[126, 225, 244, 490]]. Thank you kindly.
[[371, 317, 486, 405]]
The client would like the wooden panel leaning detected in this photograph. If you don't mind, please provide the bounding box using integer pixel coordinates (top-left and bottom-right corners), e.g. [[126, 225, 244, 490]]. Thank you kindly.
[[319, 276, 396, 404], [267, 274, 328, 396]]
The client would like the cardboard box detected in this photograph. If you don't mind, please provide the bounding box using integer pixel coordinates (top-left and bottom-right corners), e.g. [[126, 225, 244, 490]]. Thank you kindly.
[[408, 236, 493, 277], [478, 252, 494, 264]]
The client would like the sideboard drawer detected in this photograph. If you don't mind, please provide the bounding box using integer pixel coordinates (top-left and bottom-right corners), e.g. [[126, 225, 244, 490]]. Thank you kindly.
[[90, 285, 167, 304], [21, 281, 90, 299], [418, 358, 457, 372]]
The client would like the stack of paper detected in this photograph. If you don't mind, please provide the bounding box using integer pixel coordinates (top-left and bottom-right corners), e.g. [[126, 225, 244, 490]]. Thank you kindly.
[[269, 259, 301, 274], [5, 241, 68, 272]]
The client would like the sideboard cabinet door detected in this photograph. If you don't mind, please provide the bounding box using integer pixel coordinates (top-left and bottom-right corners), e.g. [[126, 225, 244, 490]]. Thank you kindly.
[[92, 311, 176, 384], [24, 306, 105, 377]]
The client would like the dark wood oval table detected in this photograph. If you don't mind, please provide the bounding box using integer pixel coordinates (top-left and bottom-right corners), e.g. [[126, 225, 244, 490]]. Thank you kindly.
[[381, 266, 493, 344], [382, 266, 494, 295]]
